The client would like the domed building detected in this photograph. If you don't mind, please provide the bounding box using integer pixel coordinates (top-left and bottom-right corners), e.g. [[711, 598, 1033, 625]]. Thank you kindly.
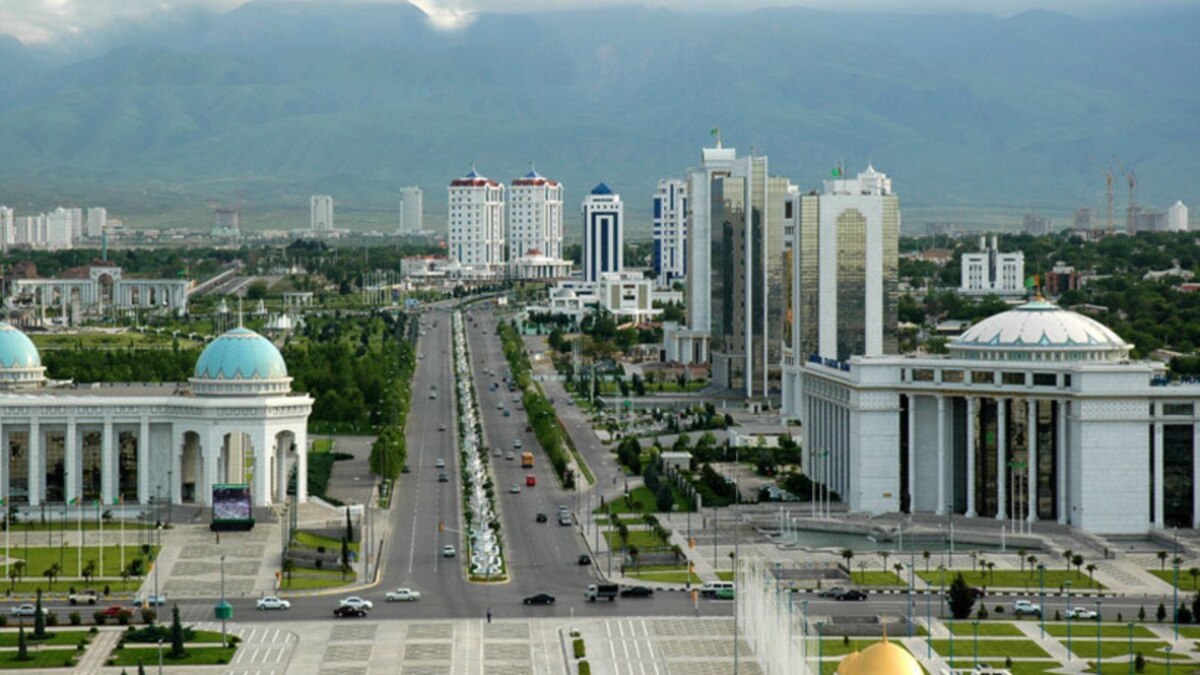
[[0, 323, 311, 509], [837, 637, 924, 675], [783, 299, 1200, 534]]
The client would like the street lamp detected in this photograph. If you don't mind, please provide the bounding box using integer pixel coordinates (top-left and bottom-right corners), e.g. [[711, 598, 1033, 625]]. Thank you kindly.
[[1166, 645, 1173, 675], [1095, 599, 1104, 675], [1038, 563, 1046, 638], [1174, 560, 1181, 641], [219, 554, 227, 648], [157, 637, 164, 675], [972, 619, 980, 668], [816, 621, 825, 675], [1065, 579, 1073, 660], [1127, 622, 1135, 675], [948, 618, 955, 667]]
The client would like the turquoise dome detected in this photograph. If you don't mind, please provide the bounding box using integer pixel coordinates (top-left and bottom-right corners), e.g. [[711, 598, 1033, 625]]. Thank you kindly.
[[194, 327, 288, 380], [0, 322, 41, 369]]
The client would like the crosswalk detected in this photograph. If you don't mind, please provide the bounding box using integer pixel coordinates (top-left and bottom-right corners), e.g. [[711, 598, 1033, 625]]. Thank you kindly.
[[187, 623, 297, 675]]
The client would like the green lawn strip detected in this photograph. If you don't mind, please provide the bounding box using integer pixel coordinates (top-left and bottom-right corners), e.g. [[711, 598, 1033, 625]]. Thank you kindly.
[[626, 568, 701, 585], [716, 571, 734, 582], [1176, 626, 1200, 639], [108, 646, 237, 667], [1101, 662, 1200, 675], [604, 530, 669, 552], [1044, 623, 1157, 638], [846, 570, 906, 587], [0, 649, 79, 669], [945, 622, 1026, 637], [311, 438, 335, 454], [929, 638, 1050, 658], [0, 579, 136, 594], [917, 569, 1105, 590], [599, 487, 659, 514], [280, 568, 356, 590], [1069, 639, 1170, 660], [293, 531, 360, 554], [3, 545, 160, 578], [557, 418, 595, 486], [122, 630, 227, 646], [4, 522, 154, 532], [0, 630, 92, 647], [950, 660, 1059, 675]]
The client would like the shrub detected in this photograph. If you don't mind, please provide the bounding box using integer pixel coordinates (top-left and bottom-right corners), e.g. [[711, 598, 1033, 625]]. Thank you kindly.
[[141, 609, 157, 625], [573, 638, 586, 659], [88, 627, 98, 635], [0, 615, 6, 627], [46, 613, 59, 627], [977, 606, 989, 620], [69, 612, 82, 626], [94, 612, 108, 626], [117, 612, 131, 626], [578, 660, 591, 675]]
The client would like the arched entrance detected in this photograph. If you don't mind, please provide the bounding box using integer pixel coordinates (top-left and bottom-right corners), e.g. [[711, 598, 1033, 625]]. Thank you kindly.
[[180, 431, 201, 503]]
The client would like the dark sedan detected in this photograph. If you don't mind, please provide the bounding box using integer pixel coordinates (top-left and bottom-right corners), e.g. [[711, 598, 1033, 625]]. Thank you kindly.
[[523, 593, 556, 606], [333, 606, 368, 618], [620, 586, 654, 598], [536, 513, 548, 523], [836, 590, 868, 601]]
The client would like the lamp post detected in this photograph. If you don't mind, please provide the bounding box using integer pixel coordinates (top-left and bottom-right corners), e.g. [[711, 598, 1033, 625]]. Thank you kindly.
[[219, 554, 227, 648], [1065, 579, 1073, 660], [939, 565, 947, 618], [972, 619, 980, 668], [949, 619, 955, 668], [907, 562, 914, 638], [166, 470, 173, 527], [157, 637, 164, 675], [1173, 560, 1181, 641], [1166, 645, 1173, 675], [802, 599, 809, 668], [1127, 622, 1135, 675], [1038, 563, 1046, 638], [816, 621, 825, 674], [1096, 599, 1104, 675], [926, 585, 933, 658]]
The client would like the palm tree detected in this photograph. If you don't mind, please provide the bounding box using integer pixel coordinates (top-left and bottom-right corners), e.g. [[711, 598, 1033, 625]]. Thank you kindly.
[[1072, 554, 1084, 578], [841, 549, 855, 573], [970, 551, 979, 572], [1027, 555, 1038, 577], [43, 563, 60, 590], [987, 561, 996, 585], [282, 558, 296, 586], [857, 561, 869, 584], [923, 550, 932, 574], [629, 546, 640, 574], [878, 551, 891, 574], [1158, 551, 1169, 570], [1062, 548, 1073, 573], [82, 560, 96, 586], [1086, 563, 1098, 588], [1189, 567, 1199, 590], [1018, 548, 1028, 574], [893, 562, 905, 584]]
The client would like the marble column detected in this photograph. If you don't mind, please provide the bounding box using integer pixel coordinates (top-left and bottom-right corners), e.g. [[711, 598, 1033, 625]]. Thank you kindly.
[[296, 428, 308, 503], [65, 418, 78, 505], [907, 395, 916, 513], [1027, 400, 1038, 523], [28, 418, 41, 506], [936, 395, 947, 516], [966, 397, 977, 517], [138, 417, 150, 504], [996, 398, 1007, 521], [1154, 420, 1165, 527], [253, 428, 271, 507], [100, 417, 115, 506], [204, 427, 222, 507], [1057, 401, 1067, 525]]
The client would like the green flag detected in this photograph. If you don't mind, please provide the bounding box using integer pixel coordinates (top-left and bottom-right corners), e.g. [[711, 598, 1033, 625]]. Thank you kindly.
[[710, 127, 719, 136], [831, 167, 841, 178], [68, 497, 76, 505], [1024, 275, 1037, 289]]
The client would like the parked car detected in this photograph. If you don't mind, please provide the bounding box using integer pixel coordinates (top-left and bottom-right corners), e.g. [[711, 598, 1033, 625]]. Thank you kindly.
[[578, 554, 592, 565], [401, 465, 411, 474], [438, 423, 447, 431], [101, 605, 130, 619], [1066, 607, 1097, 620], [385, 588, 421, 602], [442, 545, 457, 558], [620, 586, 654, 598], [68, 590, 99, 606], [525, 425, 532, 432], [334, 606, 368, 618], [133, 594, 168, 607], [1013, 600, 1042, 617], [837, 590, 868, 601], [338, 596, 374, 611], [523, 593, 556, 606], [536, 513, 548, 523], [510, 483, 521, 494], [817, 586, 849, 598], [256, 596, 291, 610], [714, 588, 736, 600]]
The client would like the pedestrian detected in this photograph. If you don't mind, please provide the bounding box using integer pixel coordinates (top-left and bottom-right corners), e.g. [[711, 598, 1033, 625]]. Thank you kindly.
[[486, 607, 492, 624]]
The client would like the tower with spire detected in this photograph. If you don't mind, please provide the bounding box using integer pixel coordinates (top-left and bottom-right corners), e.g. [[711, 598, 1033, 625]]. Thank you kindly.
[[448, 165, 506, 276], [507, 163, 571, 280]]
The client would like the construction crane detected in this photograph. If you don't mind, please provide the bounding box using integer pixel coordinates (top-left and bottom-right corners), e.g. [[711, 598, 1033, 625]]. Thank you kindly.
[[1124, 168, 1138, 234], [1088, 154, 1116, 235]]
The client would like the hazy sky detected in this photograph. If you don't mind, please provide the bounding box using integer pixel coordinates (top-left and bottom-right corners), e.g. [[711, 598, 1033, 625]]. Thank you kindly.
[[1, 0, 1186, 43]]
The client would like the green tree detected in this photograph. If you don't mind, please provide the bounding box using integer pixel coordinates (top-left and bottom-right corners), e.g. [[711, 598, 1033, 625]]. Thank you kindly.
[[244, 280, 269, 300], [1157, 602, 1167, 623], [948, 573, 976, 620], [170, 604, 186, 658], [282, 557, 295, 585], [33, 590, 46, 639], [16, 626, 29, 661]]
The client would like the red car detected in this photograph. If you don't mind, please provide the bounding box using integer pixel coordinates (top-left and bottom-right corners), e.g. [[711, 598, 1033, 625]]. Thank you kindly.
[[102, 605, 131, 619]]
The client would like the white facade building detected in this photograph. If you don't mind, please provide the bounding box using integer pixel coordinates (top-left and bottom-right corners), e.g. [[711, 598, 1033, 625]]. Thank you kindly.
[[653, 179, 688, 287], [0, 322, 311, 508], [582, 183, 623, 283], [448, 168, 506, 278], [798, 299, 1200, 534], [310, 195, 334, 232], [10, 264, 191, 316], [508, 169, 571, 280], [86, 207, 107, 238], [46, 208, 75, 250], [961, 235, 1026, 296], [398, 186, 423, 234], [0, 206, 13, 251], [1169, 201, 1189, 232], [529, 272, 658, 324]]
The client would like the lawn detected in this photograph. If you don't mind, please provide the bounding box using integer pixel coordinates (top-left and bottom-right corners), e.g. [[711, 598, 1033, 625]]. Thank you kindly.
[[293, 531, 360, 554], [0, 629, 92, 647], [917, 569, 1105, 590], [945, 622, 1026, 637], [1044, 623, 1157, 638], [1149, 569, 1200, 591], [598, 486, 690, 514], [2, 545, 160, 579], [929, 638, 1051, 659], [108, 646, 238, 667], [716, 571, 735, 582], [625, 565, 701, 585], [0, 649, 79, 670], [1069, 640, 1170, 660], [845, 570, 906, 587], [311, 438, 336, 454], [1176, 626, 1200, 639], [280, 567, 356, 590], [998, 664, 1065, 675], [605, 529, 670, 552]]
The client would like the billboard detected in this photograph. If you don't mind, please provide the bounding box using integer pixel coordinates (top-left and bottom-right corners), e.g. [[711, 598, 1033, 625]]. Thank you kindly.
[[211, 483, 255, 531]]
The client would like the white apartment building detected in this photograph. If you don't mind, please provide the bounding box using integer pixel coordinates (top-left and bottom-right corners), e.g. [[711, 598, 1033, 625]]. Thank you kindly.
[[310, 195, 334, 232], [652, 179, 687, 287], [961, 235, 1026, 296], [86, 207, 107, 238], [398, 186, 423, 234], [46, 208, 75, 250], [508, 168, 571, 280], [582, 184, 623, 283], [448, 168, 506, 277], [0, 206, 13, 251], [1169, 201, 1189, 232]]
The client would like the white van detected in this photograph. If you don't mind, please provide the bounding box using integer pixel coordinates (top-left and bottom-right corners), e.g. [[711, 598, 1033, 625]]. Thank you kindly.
[[699, 581, 735, 598]]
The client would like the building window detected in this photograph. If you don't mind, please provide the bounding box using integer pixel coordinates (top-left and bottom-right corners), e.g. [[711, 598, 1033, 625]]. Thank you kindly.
[[1033, 373, 1056, 387], [972, 371, 993, 385], [913, 369, 935, 382], [1002, 372, 1025, 385], [1164, 403, 1194, 416], [1063, 374, 1071, 387], [942, 370, 963, 383]]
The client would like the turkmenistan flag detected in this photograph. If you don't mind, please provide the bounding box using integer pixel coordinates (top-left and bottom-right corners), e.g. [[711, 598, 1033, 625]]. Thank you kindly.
[[1025, 275, 1038, 289], [68, 497, 77, 505], [831, 167, 841, 177]]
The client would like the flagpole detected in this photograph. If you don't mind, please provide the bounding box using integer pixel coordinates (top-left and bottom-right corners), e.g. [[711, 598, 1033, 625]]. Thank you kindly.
[[119, 498, 125, 584], [98, 499, 104, 582], [77, 501, 82, 580], [3, 499, 8, 582]]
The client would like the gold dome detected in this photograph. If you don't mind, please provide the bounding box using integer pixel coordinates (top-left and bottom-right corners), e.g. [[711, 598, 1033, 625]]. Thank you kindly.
[[836, 637, 923, 675]]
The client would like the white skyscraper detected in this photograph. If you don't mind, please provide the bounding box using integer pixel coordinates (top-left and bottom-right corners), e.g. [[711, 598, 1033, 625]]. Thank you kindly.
[[582, 183, 623, 283], [448, 168, 505, 274], [86, 207, 107, 238], [0, 206, 13, 251], [46, 208, 75, 250], [961, 236, 1025, 296], [310, 195, 334, 232], [652, 179, 687, 287], [398, 186, 423, 234], [1169, 201, 1189, 232], [508, 168, 571, 280]]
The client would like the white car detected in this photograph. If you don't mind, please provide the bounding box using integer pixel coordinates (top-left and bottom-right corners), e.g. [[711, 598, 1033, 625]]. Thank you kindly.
[[435, 458, 446, 468], [510, 483, 521, 494], [442, 545, 457, 558], [386, 588, 422, 602], [1013, 600, 1042, 616], [338, 596, 374, 611], [256, 596, 291, 610], [1066, 607, 1097, 620], [9, 604, 44, 617]]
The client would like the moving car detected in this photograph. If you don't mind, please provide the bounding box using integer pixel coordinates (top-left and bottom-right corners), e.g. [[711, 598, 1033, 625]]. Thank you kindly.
[[523, 593, 556, 606], [442, 545, 457, 558], [817, 586, 849, 598], [438, 473, 450, 483], [715, 588, 736, 600], [526, 475, 537, 487], [513, 439, 523, 449], [385, 588, 421, 602], [101, 605, 130, 619], [438, 423, 447, 431], [558, 512, 572, 526], [10, 604, 45, 617], [1066, 607, 1097, 620], [68, 590, 98, 606], [435, 458, 446, 468], [836, 590, 868, 601], [1013, 600, 1042, 617], [256, 596, 291, 610], [536, 513, 548, 523], [525, 425, 532, 432], [510, 483, 521, 494], [578, 554, 592, 565], [401, 465, 411, 474], [338, 596, 374, 611], [506, 452, 515, 461], [133, 594, 168, 607], [620, 586, 654, 598], [334, 606, 368, 618], [586, 583, 618, 601], [503, 409, 511, 417], [700, 581, 736, 598]]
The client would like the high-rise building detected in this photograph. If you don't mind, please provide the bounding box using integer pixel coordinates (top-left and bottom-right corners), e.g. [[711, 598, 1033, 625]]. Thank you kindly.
[[706, 154, 793, 398], [961, 235, 1025, 296], [448, 168, 505, 274], [652, 179, 688, 287], [398, 186, 423, 234], [1073, 207, 1094, 231], [86, 207, 107, 238], [0, 206, 13, 251], [1169, 201, 1189, 232], [507, 168, 570, 280], [582, 184, 623, 283], [310, 195, 334, 232], [686, 142, 738, 346], [1023, 213, 1052, 235], [46, 207, 75, 250]]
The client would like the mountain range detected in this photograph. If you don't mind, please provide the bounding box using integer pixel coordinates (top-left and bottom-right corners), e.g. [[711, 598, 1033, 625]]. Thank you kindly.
[[0, 1, 1197, 235]]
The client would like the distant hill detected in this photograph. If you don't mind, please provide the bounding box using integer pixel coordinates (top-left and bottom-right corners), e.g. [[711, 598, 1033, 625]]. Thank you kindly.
[[0, 1, 1196, 235]]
